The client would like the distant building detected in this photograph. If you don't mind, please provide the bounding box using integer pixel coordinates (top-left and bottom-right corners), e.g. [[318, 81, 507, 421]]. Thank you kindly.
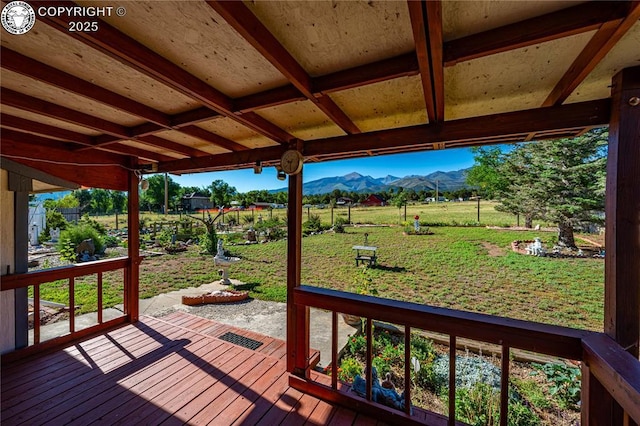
[[181, 193, 213, 211], [336, 197, 353, 206], [361, 194, 385, 207]]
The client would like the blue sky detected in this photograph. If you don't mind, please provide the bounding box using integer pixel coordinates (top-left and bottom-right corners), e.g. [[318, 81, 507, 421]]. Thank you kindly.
[[172, 147, 477, 193]]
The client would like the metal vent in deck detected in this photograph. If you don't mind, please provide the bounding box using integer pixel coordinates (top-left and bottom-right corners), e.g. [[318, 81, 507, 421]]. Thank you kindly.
[[218, 332, 263, 351]]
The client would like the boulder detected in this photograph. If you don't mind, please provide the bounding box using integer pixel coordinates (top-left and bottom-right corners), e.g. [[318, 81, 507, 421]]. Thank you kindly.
[[76, 239, 95, 256]]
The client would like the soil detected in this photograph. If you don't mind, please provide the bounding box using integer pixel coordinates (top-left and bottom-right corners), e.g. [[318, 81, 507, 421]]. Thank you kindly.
[[28, 304, 70, 329], [481, 242, 504, 257]]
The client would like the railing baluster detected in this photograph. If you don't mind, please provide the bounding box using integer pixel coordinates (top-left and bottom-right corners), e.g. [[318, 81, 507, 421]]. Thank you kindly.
[[500, 344, 510, 426], [34, 285, 40, 345], [332, 311, 337, 390], [97, 272, 103, 324], [366, 317, 372, 402], [69, 277, 75, 334], [404, 325, 411, 415], [449, 335, 456, 426], [123, 268, 129, 315]]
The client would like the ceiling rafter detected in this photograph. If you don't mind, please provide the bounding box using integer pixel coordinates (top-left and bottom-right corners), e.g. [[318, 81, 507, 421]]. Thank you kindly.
[[1, 48, 171, 127], [1, 113, 94, 146], [35, 0, 295, 145], [1, 131, 130, 190], [157, 99, 609, 174], [0, 91, 211, 159], [1, 123, 175, 162], [542, 2, 640, 106], [444, 1, 632, 66], [178, 125, 250, 152], [1, 88, 131, 138], [207, 0, 361, 135], [408, 0, 444, 123]]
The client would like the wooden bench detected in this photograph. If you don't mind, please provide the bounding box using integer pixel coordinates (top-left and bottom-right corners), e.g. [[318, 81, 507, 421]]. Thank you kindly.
[[352, 245, 378, 266]]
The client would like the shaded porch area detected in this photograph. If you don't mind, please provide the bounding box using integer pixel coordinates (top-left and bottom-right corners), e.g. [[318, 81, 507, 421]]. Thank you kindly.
[[1, 312, 379, 426]]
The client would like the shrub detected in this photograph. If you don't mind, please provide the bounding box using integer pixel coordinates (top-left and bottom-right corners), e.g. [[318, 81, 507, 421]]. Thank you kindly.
[[200, 226, 218, 255], [79, 214, 107, 235], [334, 216, 349, 233], [303, 214, 330, 234], [57, 224, 105, 261]]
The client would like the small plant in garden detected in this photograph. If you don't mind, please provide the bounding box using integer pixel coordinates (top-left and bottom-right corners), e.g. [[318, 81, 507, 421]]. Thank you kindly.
[[303, 213, 327, 234], [338, 357, 362, 382], [531, 362, 581, 409], [333, 216, 348, 233], [352, 266, 378, 296]]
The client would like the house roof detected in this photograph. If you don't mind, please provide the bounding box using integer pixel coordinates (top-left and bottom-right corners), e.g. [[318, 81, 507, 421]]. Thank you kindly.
[[1, 1, 638, 190]]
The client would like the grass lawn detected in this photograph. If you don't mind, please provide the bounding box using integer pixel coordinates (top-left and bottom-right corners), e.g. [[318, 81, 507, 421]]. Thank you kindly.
[[227, 226, 603, 331], [49, 205, 603, 331]]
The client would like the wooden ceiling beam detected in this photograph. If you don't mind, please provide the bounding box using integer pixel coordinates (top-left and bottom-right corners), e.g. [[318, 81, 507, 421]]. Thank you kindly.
[[543, 2, 640, 106], [0, 111, 195, 160], [1, 128, 128, 164], [207, 0, 360, 134], [1, 131, 130, 190], [0, 113, 94, 146], [444, 1, 632, 66], [0, 48, 171, 127], [313, 53, 420, 95], [0, 88, 131, 139], [406, 0, 445, 123], [157, 99, 609, 174], [36, 1, 294, 144], [178, 125, 250, 152]]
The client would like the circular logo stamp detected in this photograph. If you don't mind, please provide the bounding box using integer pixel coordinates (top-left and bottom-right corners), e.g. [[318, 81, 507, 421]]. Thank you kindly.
[[2, 1, 36, 35]]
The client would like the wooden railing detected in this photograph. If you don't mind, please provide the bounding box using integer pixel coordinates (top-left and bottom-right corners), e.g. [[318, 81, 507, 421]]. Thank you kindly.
[[292, 286, 640, 426], [1, 257, 130, 360]]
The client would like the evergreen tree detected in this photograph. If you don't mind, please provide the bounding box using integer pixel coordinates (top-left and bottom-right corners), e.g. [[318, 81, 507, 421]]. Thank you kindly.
[[467, 130, 607, 247]]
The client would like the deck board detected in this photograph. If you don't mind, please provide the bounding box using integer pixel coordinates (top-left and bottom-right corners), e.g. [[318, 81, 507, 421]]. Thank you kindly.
[[0, 312, 379, 426]]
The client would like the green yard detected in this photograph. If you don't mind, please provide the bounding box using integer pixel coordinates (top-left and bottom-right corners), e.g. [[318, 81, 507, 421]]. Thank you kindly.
[[41, 203, 603, 332]]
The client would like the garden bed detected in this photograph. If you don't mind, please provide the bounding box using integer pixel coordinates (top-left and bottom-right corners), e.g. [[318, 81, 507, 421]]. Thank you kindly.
[[332, 326, 580, 425]]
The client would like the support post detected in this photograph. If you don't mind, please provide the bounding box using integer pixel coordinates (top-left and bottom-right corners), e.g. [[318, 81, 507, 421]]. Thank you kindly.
[[13, 189, 29, 349], [602, 66, 640, 426], [605, 66, 640, 357], [127, 168, 140, 322], [287, 167, 308, 375]]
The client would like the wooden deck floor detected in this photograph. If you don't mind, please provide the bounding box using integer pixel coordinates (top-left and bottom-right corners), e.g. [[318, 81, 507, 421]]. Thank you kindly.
[[1, 312, 384, 425]]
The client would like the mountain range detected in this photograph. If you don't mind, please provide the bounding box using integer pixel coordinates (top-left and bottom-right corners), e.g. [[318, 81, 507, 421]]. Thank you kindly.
[[272, 168, 470, 195]]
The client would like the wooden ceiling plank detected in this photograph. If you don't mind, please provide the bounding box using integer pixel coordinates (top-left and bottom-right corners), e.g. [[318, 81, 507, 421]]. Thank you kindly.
[[1, 48, 171, 127], [444, 1, 631, 66], [408, 0, 436, 123], [207, 0, 312, 96], [543, 2, 640, 106], [35, 1, 294, 144], [157, 99, 609, 174], [136, 135, 211, 158], [207, 0, 360, 134], [0, 88, 131, 138], [0, 113, 94, 146], [179, 125, 250, 152]]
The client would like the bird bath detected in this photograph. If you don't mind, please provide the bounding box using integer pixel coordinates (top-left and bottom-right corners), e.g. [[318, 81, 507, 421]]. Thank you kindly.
[[214, 239, 240, 285]]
